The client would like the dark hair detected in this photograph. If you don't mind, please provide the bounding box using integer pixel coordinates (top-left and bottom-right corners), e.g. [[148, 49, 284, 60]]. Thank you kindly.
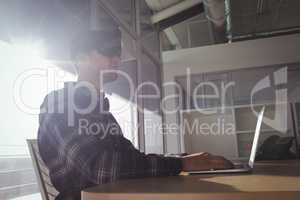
[[70, 29, 121, 60]]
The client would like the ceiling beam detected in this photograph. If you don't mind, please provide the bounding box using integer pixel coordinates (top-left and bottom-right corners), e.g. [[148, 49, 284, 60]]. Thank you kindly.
[[232, 26, 300, 42], [164, 27, 182, 49], [145, 0, 185, 49], [146, 0, 205, 50], [151, 0, 203, 24], [158, 3, 204, 31]]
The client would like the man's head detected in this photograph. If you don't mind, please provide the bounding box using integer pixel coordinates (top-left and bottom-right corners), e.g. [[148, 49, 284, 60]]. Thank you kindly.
[[70, 29, 122, 83]]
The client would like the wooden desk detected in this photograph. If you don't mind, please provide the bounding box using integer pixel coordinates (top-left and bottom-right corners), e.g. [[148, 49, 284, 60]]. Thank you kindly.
[[82, 160, 300, 200]]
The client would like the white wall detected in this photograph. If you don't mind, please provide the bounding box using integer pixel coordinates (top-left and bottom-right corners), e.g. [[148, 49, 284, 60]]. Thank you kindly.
[[162, 34, 300, 153]]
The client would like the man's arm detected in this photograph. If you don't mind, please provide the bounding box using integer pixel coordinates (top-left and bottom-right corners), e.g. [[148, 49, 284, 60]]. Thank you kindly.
[[43, 112, 182, 185]]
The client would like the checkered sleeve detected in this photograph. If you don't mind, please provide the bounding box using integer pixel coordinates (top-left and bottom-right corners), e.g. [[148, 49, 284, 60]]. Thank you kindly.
[[44, 113, 182, 185], [115, 136, 183, 179]]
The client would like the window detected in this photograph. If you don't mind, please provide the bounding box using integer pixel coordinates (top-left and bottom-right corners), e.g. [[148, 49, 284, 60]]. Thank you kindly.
[[104, 60, 139, 148], [0, 40, 76, 199], [108, 93, 138, 148]]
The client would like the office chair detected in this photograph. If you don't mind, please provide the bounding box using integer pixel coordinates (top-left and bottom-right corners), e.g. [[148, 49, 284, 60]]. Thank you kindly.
[[27, 139, 58, 200]]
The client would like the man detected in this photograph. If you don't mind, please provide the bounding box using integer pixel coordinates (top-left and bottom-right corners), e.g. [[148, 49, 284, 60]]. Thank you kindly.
[[38, 29, 233, 200]]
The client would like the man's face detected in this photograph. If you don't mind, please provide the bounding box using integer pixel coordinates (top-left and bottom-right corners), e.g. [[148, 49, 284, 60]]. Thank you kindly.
[[86, 50, 121, 83]]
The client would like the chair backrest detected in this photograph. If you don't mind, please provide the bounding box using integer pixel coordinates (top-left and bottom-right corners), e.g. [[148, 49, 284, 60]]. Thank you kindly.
[[27, 139, 59, 200]]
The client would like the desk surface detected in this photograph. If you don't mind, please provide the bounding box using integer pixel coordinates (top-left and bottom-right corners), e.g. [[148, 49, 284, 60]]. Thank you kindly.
[[82, 160, 300, 200]]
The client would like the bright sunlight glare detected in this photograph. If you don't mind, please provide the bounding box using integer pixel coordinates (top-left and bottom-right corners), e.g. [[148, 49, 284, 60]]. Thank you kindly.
[[11, 40, 46, 67]]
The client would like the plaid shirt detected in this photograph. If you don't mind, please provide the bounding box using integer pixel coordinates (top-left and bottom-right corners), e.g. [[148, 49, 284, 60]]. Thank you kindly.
[[38, 82, 182, 200]]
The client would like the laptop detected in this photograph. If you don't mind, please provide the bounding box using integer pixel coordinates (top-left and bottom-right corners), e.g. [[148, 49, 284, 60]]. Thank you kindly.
[[188, 106, 265, 174]]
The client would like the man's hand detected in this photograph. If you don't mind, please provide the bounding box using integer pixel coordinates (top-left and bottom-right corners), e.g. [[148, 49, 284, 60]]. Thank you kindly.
[[181, 152, 234, 172]]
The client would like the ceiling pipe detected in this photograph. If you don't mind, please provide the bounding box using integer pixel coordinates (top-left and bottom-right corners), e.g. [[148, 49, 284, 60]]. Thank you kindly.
[[203, 0, 225, 28], [151, 0, 203, 24], [224, 0, 232, 42], [203, 0, 227, 43], [232, 26, 300, 41]]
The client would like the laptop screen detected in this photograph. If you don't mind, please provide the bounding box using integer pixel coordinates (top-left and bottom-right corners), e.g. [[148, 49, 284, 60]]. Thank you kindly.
[[248, 106, 265, 168]]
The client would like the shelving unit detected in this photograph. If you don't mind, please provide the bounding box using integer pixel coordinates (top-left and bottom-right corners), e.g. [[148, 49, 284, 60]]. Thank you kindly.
[[181, 103, 293, 159]]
